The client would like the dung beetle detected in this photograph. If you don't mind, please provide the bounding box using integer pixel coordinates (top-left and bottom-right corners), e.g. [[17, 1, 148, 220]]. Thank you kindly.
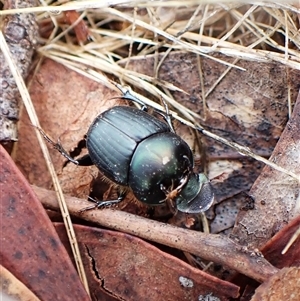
[[42, 86, 214, 213]]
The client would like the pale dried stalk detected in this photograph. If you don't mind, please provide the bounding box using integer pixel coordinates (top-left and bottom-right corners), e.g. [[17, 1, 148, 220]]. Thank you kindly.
[[0, 32, 90, 297]]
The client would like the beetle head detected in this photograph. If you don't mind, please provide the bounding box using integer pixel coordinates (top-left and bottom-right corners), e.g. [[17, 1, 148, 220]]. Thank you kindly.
[[175, 173, 214, 213]]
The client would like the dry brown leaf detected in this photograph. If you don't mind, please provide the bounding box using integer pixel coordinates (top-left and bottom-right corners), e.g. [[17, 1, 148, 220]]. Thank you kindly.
[[232, 92, 300, 248], [55, 223, 239, 301], [261, 214, 300, 269], [15, 59, 124, 198], [0, 144, 90, 301]]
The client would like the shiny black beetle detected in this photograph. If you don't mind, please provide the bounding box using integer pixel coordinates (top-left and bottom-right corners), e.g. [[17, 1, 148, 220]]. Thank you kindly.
[[44, 87, 214, 213]]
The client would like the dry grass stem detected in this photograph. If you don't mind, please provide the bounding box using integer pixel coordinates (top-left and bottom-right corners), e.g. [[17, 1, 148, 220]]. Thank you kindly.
[[5, 1, 299, 178], [0, 31, 90, 296]]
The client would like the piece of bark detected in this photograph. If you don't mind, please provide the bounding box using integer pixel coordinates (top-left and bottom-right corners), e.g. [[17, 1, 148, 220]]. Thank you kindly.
[[232, 92, 300, 249], [0, 145, 90, 301], [33, 185, 279, 283], [0, 0, 38, 142]]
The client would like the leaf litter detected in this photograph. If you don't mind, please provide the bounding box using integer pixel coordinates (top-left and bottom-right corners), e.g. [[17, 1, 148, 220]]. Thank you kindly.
[[2, 1, 300, 300]]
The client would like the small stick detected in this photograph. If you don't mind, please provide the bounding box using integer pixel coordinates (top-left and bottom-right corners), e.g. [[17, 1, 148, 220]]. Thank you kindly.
[[33, 185, 279, 283]]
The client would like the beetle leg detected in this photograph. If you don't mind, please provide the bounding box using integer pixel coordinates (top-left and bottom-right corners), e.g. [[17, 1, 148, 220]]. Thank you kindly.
[[116, 84, 148, 111], [156, 96, 175, 133], [78, 191, 126, 213], [38, 127, 94, 166], [182, 155, 193, 172], [160, 182, 179, 214], [160, 175, 189, 203], [155, 109, 175, 133], [116, 83, 176, 132], [75, 154, 93, 166], [160, 183, 169, 199], [166, 199, 177, 214]]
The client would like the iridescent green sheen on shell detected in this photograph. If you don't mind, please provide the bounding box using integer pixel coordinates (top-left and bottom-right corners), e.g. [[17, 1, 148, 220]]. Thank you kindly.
[[128, 132, 193, 205]]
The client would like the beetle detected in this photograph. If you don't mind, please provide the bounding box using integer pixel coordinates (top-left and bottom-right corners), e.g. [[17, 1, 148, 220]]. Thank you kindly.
[[42, 87, 214, 213]]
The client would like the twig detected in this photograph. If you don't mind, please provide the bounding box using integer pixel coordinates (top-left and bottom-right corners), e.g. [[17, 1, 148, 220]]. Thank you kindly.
[[33, 185, 279, 283]]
